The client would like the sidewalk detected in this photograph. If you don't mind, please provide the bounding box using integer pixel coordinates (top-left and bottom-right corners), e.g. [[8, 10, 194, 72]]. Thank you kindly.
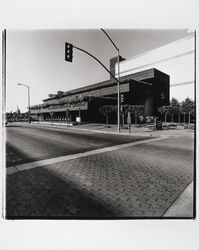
[[31, 121, 194, 139], [163, 181, 194, 217]]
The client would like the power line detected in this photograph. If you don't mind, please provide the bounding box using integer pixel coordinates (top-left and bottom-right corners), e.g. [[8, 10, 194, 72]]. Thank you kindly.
[[171, 81, 194, 87], [118, 50, 194, 76]]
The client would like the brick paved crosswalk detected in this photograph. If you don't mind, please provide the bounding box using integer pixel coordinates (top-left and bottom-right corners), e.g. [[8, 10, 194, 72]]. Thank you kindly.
[[6, 137, 194, 218]]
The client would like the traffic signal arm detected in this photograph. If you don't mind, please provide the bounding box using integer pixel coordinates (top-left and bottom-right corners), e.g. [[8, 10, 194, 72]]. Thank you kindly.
[[73, 45, 120, 84]]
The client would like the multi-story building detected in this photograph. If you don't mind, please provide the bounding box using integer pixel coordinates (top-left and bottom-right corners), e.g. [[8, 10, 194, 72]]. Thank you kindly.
[[30, 60, 170, 124]]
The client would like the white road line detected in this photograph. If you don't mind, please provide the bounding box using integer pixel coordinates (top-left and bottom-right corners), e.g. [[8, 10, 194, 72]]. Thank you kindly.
[[6, 136, 167, 175], [6, 166, 17, 175]]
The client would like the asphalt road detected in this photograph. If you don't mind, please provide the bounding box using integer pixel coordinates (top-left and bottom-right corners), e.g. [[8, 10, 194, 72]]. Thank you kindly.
[[6, 123, 151, 167], [6, 123, 194, 218]]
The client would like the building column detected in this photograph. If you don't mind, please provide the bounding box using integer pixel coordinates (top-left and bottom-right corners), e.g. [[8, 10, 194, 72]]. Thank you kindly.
[[144, 96, 154, 116]]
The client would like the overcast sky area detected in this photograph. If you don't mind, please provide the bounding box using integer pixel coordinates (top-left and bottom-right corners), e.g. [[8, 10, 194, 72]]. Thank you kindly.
[[6, 29, 192, 113]]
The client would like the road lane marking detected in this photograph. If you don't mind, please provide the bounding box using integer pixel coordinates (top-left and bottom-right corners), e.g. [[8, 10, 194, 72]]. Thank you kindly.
[[7, 136, 167, 175], [6, 166, 17, 175]]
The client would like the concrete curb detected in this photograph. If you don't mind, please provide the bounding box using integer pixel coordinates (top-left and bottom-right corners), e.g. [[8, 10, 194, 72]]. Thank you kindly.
[[29, 122, 193, 139], [29, 122, 155, 137], [163, 181, 194, 218]]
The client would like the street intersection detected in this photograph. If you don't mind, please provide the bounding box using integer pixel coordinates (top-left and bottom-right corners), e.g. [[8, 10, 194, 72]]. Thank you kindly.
[[5, 123, 194, 218]]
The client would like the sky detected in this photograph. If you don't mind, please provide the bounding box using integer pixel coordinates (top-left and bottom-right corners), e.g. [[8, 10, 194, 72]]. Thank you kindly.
[[6, 29, 192, 113], [117, 34, 194, 101]]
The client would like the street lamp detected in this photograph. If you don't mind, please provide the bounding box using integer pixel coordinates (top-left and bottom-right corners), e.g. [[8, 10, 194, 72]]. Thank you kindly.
[[101, 29, 121, 132], [18, 83, 31, 123]]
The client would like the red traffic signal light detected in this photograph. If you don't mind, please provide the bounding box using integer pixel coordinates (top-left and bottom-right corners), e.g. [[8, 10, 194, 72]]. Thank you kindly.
[[65, 42, 73, 62]]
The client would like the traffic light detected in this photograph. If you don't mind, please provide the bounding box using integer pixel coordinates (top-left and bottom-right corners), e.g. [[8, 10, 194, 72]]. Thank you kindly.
[[120, 94, 124, 104], [65, 42, 73, 62]]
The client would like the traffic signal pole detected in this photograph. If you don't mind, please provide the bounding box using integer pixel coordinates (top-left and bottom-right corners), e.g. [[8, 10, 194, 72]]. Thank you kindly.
[[66, 37, 152, 132], [101, 29, 120, 132]]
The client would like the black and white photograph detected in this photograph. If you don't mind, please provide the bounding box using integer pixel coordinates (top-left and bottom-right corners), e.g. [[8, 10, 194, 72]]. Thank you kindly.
[[3, 28, 196, 219]]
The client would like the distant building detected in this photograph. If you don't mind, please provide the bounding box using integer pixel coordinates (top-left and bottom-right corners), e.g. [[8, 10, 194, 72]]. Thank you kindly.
[[30, 59, 170, 124]]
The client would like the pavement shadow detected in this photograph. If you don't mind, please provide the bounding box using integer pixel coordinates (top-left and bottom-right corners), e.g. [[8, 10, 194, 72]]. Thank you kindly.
[[5, 128, 152, 168], [6, 125, 23, 128], [6, 142, 53, 168], [6, 166, 118, 219]]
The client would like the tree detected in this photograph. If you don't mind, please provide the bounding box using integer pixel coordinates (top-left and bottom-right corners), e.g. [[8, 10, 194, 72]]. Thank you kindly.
[[181, 100, 187, 123], [181, 98, 195, 124], [57, 91, 64, 98], [158, 105, 170, 122], [170, 98, 180, 123], [99, 105, 116, 126], [190, 102, 196, 122], [186, 98, 195, 124], [120, 105, 128, 126], [128, 105, 144, 124], [50, 111, 54, 121], [48, 94, 56, 98], [16, 106, 21, 121], [178, 104, 183, 124]]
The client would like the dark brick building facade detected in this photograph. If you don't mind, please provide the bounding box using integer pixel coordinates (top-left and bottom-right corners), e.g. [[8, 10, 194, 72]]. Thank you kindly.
[[30, 66, 169, 123]]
